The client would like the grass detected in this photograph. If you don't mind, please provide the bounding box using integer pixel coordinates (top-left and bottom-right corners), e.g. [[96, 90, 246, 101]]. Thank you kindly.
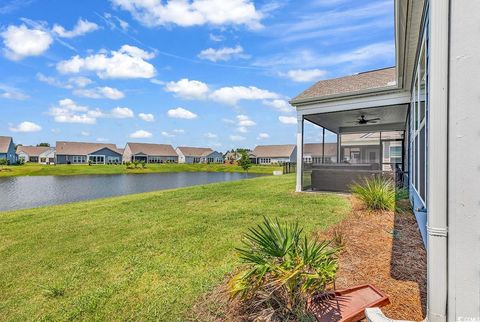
[[0, 175, 350, 321], [0, 162, 281, 177]]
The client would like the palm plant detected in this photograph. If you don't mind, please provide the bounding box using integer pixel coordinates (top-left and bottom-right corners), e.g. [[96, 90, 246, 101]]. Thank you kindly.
[[350, 176, 396, 211], [229, 217, 338, 321]]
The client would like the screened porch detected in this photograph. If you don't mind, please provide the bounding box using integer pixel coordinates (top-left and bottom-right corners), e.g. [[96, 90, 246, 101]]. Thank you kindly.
[[299, 104, 408, 192]]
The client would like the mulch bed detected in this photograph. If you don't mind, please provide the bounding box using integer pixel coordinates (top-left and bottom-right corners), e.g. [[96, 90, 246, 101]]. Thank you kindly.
[[189, 197, 427, 322]]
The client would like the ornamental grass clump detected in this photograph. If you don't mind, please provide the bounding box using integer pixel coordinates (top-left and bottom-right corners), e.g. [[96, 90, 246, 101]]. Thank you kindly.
[[229, 217, 338, 322], [351, 176, 396, 211]]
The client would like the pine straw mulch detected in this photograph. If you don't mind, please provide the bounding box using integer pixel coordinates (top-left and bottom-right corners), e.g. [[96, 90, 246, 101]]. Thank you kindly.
[[189, 197, 427, 322]]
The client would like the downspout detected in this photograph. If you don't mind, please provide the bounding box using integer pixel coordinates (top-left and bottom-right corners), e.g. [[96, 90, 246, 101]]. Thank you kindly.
[[426, 1, 449, 321]]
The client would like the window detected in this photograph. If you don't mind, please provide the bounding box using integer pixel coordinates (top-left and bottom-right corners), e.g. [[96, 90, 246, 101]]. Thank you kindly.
[[89, 155, 105, 164], [72, 156, 86, 163], [410, 18, 428, 204]]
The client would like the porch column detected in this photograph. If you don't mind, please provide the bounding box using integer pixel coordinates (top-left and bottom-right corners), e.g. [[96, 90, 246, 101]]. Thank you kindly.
[[428, 1, 448, 321], [295, 114, 304, 192]]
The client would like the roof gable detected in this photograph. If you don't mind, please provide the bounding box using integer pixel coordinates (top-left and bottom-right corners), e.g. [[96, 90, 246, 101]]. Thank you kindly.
[[126, 143, 177, 156], [16, 146, 53, 156], [56, 141, 118, 156], [177, 147, 213, 157], [0, 136, 13, 154]]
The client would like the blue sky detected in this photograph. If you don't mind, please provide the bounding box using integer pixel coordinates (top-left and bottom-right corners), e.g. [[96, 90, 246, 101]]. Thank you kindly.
[[0, 0, 394, 150]]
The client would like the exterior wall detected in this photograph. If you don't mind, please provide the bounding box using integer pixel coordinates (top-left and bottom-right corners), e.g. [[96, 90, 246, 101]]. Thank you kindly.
[[447, 1, 480, 320], [18, 152, 29, 162], [56, 155, 86, 164], [122, 145, 132, 163], [39, 150, 55, 164], [175, 148, 186, 163], [0, 140, 17, 164], [201, 151, 224, 163], [146, 155, 178, 163], [88, 148, 122, 163]]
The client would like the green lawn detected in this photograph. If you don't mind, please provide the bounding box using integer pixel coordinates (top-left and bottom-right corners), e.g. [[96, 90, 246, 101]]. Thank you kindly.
[[0, 162, 281, 177], [0, 175, 350, 321]]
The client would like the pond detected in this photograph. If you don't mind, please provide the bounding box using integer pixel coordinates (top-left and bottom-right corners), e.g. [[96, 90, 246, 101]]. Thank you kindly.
[[0, 172, 265, 211]]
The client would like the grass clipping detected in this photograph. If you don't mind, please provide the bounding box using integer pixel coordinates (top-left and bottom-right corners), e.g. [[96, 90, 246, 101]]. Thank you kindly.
[[190, 198, 426, 322]]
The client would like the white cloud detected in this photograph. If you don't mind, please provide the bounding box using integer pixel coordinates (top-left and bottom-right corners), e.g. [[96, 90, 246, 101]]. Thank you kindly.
[[209, 33, 224, 42], [258, 132, 270, 139], [279, 116, 297, 124], [49, 98, 102, 124], [204, 132, 217, 139], [52, 19, 99, 38], [283, 69, 326, 82], [9, 121, 42, 132], [161, 131, 175, 137], [138, 113, 155, 122], [48, 98, 133, 124], [0, 84, 28, 100], [198, 45, 247, 62], [73, 86, 125, 100], [57, 45, 156, 79], [81, 131, 90, 136], [110, 107, 134, 118], [96, 137, 109, 142], [129, 130, 152, 138], [37, 73, 93, 89], [164, 78, 209, 100], [69, 76, 92, 88], [1, 24, 53, 60], [167, 107, 197, 119], [173, 129, 185, 133], [229, 135, 245, 141], [236, 114, 256, 127], [112, 0, 263, 30], [210, 86, 280, 105], [103, 13, 130, 31], [262, 99, 293, 113], [236, 126, 248, 133]]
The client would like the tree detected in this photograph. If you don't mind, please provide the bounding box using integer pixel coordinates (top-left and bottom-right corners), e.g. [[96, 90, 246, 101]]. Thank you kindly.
[[37, 143, 50, 147], [238, 151, 252, 172]]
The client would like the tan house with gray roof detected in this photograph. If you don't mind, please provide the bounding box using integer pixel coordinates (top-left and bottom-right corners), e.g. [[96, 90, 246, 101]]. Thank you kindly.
[[176, 147, 224, 164], [251, 144, 296, 165], [55, 141, 122, 164], [123, 143, 178, 163]]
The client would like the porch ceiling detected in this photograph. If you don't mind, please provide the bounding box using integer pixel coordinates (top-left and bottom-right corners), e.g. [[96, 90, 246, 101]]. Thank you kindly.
[[304, 104, 408, 134]]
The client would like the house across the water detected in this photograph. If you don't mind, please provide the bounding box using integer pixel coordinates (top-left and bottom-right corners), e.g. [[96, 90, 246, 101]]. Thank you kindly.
[[302, 143, 337, 164], [175, 147, 224, 164], [251, 144, 296, 165], [122, 143, 178, 163], [17, 146, 55, 164], [0, 136, 17, 164], [55, 141, 122, 164]]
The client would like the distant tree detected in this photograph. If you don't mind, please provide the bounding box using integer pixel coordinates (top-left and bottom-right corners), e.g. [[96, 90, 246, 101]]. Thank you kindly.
[[37, 143, 50, 147], [238, 151, 252, 172], [14, 144, 23, 149]]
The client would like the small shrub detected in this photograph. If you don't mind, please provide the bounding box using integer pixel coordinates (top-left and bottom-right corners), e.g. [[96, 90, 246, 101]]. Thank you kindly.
[[332, 227, 346, 250], [395, 187, 409, 200], [88, 160, 92, 166], [238, 151, 252, 172], [133, 160, 140, 169], [141, 161, 146, 169], [229, 217, 338, 321], [0, 158, 7, 166], [351, 176, 395, 211]]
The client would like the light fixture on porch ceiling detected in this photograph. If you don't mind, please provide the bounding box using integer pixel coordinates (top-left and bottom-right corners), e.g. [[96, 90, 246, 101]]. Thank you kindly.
[[347, 115, 381, 125]]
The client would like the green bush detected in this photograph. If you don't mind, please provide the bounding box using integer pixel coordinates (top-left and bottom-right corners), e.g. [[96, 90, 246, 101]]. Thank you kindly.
[[229, 217, 338, 321], [351, 176, 396, 211], [0, 158, 7, 166], [395, 187, 409, 200]]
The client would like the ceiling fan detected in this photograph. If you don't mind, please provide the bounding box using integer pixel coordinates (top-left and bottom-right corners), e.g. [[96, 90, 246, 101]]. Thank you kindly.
[[348, 115, 381, 125]]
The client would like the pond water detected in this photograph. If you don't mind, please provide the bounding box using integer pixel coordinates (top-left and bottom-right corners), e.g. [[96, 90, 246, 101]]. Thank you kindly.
[[0, 172, 265, 211]]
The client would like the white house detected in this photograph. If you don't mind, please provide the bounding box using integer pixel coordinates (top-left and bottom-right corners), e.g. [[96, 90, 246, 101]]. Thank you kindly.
[[291, 1, 480, 321], [16, 146, 55, 164], [251, 145, 296, 165], [175, 147, 224, 164]]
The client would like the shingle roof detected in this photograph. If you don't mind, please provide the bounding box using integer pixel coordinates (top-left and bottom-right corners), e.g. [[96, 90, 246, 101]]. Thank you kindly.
[[126, 143, 177, 156], [252, 145, 296, 158], [292, 67, 396, 103], [16, 146, 53, 156], [303, 143, 337, 156], [0, 136, 13, 153], [56, 141, 119, 156], [177, 147, 213, 157]]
